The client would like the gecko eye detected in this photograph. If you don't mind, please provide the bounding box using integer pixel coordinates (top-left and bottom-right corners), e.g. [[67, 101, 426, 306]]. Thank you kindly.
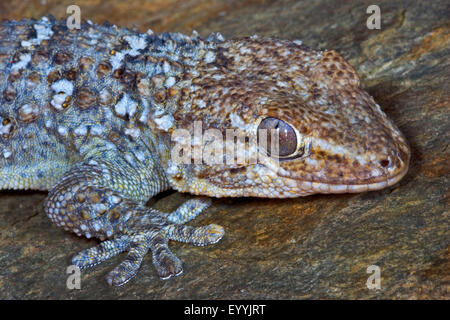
[[258, 117, 302, 158]]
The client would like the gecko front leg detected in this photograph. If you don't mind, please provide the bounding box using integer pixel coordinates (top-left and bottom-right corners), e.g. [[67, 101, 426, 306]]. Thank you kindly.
[[44, 155, 224, 286]]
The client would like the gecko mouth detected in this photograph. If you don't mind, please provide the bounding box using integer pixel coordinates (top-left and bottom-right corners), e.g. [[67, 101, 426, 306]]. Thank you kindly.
[[193, 160, 409, 198], [279, 134, 412, 195], [294, 165, 409, 194], [287, 150, 410, 195]]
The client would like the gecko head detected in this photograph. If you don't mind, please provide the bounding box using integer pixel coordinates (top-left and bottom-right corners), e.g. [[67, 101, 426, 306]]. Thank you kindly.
[[168, 37, 410, 197]]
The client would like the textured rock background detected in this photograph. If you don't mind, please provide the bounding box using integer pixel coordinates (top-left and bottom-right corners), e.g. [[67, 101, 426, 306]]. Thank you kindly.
[[0, 0, 448, 299]]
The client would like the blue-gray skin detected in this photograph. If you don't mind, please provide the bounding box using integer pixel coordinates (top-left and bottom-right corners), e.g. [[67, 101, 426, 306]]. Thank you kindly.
[[0, 17, 224, 285]]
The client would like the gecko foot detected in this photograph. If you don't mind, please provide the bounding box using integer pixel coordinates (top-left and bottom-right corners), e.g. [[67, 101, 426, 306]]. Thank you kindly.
[[70, 203, 224, 286], [46, 161, 224, 286]]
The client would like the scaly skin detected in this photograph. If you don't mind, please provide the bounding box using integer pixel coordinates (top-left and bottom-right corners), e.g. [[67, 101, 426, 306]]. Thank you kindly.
[[0, 17, 410, 285]]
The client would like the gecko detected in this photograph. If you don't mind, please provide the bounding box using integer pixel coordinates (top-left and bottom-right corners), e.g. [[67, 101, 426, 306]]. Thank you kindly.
[[0, 17, 410, 286]]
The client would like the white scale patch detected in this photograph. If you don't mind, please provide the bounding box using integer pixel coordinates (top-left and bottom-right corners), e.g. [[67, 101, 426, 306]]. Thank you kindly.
[[215, 33, 225, 42], [50, 79, 74, 111], [2, 148, 12, 159], [239, 47, 252, 55], [164, 76, 176, 88], [280, 49, 292, 57], [90, 125, 104, 136], [166, 160, 179, 176], [191, 30, 199, 38], [153, 109, 174, 132], [51, 79, 74, 95], [93, 203, 107, 214], [11, 53, 31, 72], [204, 51, 216, 63], [125, 35, 147, 56], [314, 138, 368, 166], [114, 94, 137, 118], [104, 141, 117, 151], [196, 99, 206, 109], [110, 51, 126, 71], [276, 80, 288, 88], [110, 35, 147, 70], [124, 153, 136, 167], [57, 126, 68, 136], [124, 127, 141, 139], [21, 17, 54, 48], [133, 150, 146, 162], [19, 104, 33, 115], [154, 114, 174, 132], [74, 125, 88, 136], [162, 61, 171, 73], [212, 74, 225, 81], [0, 119, 13, 136]]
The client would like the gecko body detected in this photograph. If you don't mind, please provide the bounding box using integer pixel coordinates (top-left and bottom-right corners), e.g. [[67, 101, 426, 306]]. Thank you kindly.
[[0, 17, 410, 285]]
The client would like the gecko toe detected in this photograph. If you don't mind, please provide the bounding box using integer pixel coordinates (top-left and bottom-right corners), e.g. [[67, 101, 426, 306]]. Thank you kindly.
[[156, 254, 184, 280], [72, 236, 129, 269]]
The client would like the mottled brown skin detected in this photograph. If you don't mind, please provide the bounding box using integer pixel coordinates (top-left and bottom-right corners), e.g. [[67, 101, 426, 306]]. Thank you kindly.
[[168, 38, 410, 197]]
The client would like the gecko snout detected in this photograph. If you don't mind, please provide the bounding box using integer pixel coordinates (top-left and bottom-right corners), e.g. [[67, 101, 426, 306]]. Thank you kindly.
[[388, 141, 410, 182], [367, 135, 410, 190]]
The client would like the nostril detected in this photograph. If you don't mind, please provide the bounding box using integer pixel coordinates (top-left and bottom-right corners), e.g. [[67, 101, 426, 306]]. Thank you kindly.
[[379, 159, 390, 168]]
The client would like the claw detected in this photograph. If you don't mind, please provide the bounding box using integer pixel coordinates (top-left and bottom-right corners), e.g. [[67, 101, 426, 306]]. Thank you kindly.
[[149, 232, 184, 280], [155, 254, 183, 280], [201, 224, 225, 245]]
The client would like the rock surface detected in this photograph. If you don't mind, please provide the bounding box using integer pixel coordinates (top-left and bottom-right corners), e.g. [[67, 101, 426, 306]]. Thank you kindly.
[[0, 0, 448, 299]]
